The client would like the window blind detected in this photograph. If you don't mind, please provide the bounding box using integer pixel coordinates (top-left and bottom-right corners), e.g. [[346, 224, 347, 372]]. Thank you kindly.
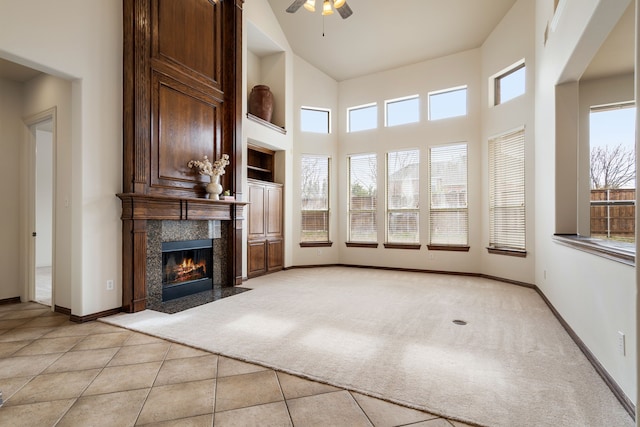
[[489, 128, 525, 250], [429, 144, 468, 245], [348, 154, 377, 242], [387, 149, 420, 243], [301, 155, 330, 242]]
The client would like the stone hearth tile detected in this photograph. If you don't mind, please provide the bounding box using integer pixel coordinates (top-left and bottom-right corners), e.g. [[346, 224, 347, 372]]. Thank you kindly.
[[107, 342, 171, 366], [136, 379, 216, 425], [409, 419, 458, 427], [6, 368, 100, 405], [123, 331, 167, 346], [287, 390, 372, 427], [44, 347, 120, 373], [83, 361, 162, 395], [44, 321, 124, 338], [0, 327, 54, 342], [165, 343, 211, 360], [154, 354, 218, 386], [72, 331, 132, 350], [215, 370, 283, 413], [214, 401, 292, 427], [351, 392, 436, 427], [0, 353, 62, 379], [14, 335, 84, 356], [57, 388, 149, 427], [276, 371, 340, 400], [217, 355, 268, 377], [0, 399, 75, 426], [0, 340, 31, 357], [138, 414, 214, 427]]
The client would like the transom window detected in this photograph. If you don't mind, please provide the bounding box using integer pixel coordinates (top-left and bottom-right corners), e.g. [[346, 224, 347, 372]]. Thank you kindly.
[[493, 61, 526, 105], [386, 149, 420, 244], [348, 154, 378, 243], [301, 155, 330, 243], [385, 95, 419, 127], [428, 86, 467, 120], [301, 107, 330, 133], [348, 103, 377, 132]]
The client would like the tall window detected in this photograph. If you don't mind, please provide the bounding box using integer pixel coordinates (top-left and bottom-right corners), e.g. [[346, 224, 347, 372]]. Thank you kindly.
[[348, 154, 377, 243], [385, 95, 419, 127], [386, 149, 420, 244], [488, 128, 525, 253], [428, 86, 467, 120], [301, 155, 330, 243], [429, 144, 468, 246], [589, 102, 636, 244], [301, 107, 330, 133], [494, 62, 526, 105], [348, 103, 377, 132]]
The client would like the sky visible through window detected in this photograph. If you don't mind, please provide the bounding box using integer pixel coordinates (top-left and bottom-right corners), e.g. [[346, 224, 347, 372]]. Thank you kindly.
[[429, 88, 467, 120], [498, 66, 525, 104], [349, 104, 377, 132], [301, 108, 330, 133], [386, 97, 419, 127]]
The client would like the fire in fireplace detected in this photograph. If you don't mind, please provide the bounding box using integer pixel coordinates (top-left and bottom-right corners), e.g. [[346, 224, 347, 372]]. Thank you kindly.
[[162, 239, 213, 301]]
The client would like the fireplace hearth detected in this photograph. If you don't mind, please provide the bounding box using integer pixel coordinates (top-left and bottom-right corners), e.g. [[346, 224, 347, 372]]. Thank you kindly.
[[162, 239, 213, 301]]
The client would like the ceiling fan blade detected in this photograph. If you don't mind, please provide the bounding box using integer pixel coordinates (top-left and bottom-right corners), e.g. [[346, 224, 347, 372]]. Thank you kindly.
[[286, 0, 306, 13], [337, 2, 353, 19]]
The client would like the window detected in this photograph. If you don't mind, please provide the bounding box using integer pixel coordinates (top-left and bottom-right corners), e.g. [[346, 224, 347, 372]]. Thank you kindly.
[[348, 154, 377, 243], [428, 86, 467, 120], [488, 128, 525, 253], [301, 155, 330, 243], [429, 144, 468, 246], [348, 103, 377, 132], [589, 103, 636, 244], [386, 149, 420, 245], [385, 95, 419, 127], [301, 107, 330, 133], [494, 62, 525, 105]]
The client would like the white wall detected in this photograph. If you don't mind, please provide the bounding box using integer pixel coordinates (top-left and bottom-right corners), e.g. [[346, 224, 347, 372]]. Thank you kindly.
[[0, 77, 24, 300], [0, 0, 123, 316], [534, 0, 636, 403]]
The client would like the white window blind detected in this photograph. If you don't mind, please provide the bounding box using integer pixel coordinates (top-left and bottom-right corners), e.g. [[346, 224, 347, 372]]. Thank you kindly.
[[387, 149, 420, 243], [301, 155, 330, 242], [429, 144, 468, 245], [348, 154, 377, 242], [489, 128, 525, 251]]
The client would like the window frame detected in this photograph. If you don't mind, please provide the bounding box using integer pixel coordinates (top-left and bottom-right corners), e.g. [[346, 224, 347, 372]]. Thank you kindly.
[[427, 143, 469, 250], [428, 86, 468, 121], [492, 61, 526, 106], [385, 149, 421, 249], [347, 102, 378, 133], [347, 153, 378, 247], [384, 95, 420, 127], [488, 127, 526, 256], [300, 154, 332, 247], [300, 106, 331, 134]]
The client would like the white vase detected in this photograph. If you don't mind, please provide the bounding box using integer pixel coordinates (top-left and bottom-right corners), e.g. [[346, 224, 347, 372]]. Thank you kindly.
[[206, 174, 223, 200]]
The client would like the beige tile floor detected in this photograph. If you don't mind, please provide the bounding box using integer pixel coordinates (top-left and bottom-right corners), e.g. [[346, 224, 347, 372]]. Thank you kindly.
[[0, 302, 474, 427]]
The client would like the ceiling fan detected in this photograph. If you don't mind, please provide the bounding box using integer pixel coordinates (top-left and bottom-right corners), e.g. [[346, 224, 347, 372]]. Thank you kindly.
[[286, 0, 353, 19]]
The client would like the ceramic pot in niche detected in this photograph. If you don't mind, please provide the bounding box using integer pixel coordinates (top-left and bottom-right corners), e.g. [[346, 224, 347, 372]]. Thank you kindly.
[[249, 85, 274, 122], [206, 174, 223, 200]]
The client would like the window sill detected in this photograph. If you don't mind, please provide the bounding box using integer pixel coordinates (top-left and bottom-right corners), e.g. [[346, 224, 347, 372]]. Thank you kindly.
[[486, 247, 527, 257], [300, 241, 333, 248], [552, 234, 635, 266], [346, 242, 379, 248], [427, 245, 470, 252], [383, 243, 421, 250]]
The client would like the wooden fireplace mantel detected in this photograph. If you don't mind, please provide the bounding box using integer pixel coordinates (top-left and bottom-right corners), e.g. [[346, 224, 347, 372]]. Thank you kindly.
[[117, 193, 247, 222]]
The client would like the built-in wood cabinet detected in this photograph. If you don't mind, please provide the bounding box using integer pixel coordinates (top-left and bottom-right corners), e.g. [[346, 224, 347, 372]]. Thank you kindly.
[[247, 146, 274, 182], [248, 179, 283, 277]]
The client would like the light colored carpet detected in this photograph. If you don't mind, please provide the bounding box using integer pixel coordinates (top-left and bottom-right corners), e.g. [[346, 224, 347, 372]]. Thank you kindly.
[[102, 267, 633, 427]]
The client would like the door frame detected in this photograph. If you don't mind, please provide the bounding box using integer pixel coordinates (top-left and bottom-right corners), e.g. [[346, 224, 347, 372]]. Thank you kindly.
[[23, 107, 57, 307]]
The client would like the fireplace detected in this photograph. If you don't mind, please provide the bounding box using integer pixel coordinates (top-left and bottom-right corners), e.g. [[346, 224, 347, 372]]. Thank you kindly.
[[162, 239, 213, 301]]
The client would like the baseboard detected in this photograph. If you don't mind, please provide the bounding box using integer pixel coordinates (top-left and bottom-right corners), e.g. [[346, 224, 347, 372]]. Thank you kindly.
[[285, 263, 635, 418], [0, 296, 21, 305], [70, 307, 122, 323], [534, 287, 636, 420], [54, 305, 71, 316]]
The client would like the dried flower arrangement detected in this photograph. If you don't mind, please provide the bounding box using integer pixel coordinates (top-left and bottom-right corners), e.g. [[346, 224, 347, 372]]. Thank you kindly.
[[188, 154, 230, 177]]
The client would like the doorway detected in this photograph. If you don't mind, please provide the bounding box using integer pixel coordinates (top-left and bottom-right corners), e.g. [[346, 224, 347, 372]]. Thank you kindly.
[[26, 114, 55, 306]]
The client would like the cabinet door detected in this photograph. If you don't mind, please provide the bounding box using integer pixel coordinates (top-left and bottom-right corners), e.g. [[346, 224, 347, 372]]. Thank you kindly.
[[248, 183, 265, 239], [248, 240, 267, 276], [267, 239, 284, 271], [266, 184, 283, 238]]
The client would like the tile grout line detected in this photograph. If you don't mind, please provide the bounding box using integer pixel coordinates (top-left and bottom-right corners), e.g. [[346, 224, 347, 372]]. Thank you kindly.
[[273, 370, 295, 426]]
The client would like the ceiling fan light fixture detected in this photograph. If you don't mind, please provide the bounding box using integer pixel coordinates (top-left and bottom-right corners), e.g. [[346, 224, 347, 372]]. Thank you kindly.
[[333, 0, 346, 8], [303, 0, 316, 12], [321, 0, 333, 16]]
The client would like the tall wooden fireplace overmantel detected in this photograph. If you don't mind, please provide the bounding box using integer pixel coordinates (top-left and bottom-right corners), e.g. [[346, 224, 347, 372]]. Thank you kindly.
[[118, 193, 247, 313]]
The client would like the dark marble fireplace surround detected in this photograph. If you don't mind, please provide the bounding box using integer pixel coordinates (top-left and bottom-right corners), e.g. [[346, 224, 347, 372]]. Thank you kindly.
[[146, 220, 248, 314]]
